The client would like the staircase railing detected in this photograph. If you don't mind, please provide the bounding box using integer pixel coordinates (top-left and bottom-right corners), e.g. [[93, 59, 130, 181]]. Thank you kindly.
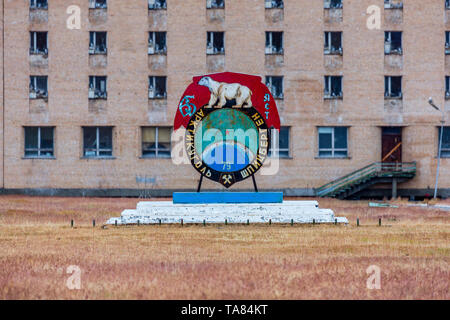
[[316, 162, 416, 197]]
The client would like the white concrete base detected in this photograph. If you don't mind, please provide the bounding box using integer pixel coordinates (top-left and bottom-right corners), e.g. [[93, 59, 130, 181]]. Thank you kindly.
[[106, 201, 348, 225]]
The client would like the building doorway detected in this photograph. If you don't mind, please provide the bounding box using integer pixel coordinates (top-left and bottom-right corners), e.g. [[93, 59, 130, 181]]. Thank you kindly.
[[382, 127, 402, 163]]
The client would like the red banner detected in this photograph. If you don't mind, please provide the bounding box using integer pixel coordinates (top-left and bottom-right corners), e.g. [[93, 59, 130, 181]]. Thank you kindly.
[[174, 72, 280, 131]]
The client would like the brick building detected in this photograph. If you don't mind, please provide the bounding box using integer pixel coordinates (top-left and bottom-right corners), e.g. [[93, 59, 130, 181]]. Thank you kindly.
[[0, 0, 449, 198]]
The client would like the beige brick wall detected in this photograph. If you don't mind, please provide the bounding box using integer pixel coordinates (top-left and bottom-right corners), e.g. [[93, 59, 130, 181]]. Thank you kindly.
[[1, 0, 449, 194]]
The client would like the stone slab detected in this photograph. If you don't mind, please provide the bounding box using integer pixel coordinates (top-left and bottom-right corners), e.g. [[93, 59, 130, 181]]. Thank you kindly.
[[106, 201, 348, 225]]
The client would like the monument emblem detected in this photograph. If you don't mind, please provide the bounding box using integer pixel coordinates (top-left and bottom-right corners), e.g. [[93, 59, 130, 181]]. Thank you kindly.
[[106, 73, 348, 226], [174, 72, 280, 188]]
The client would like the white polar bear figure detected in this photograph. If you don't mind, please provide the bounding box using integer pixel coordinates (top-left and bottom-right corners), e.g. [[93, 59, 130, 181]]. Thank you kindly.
[[198, 76, 253, 109]]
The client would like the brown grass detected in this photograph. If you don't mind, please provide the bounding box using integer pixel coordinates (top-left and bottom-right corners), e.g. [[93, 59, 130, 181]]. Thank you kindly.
[[0, 195, 448, 299]]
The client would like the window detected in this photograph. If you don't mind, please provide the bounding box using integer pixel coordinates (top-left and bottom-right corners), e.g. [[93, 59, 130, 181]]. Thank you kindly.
[[265, 32, 283, 54], [89, 76, 107, 99], [447, 0, 450, 10], [324, 32, 342, 55], [446, 32, 450, 54], [385, 31, 402, 55], [384, 0, 403, 9], [265, 0, 283, 9], [30, 0, 48, 9], [89, 0, 107, 9], [29, 76, 48, 99], [385, 76, 402, 98], [142, 127, 171, 158], [324, 0, 343, 9], [148, 76, 167, 99], [269, 126, 290, 158], [89, 32, 107, 54], [318, 127, 348, 158], [446, 76, 450, 99], [148, 32, 167, 54], [324, 76, 342, 99], [24, 127, 54, 158], [83, 127, 113, 158], [207, 0, 224, 9], [148, 0, 166, 10], [439, 127, 450, 157], [207, 32, 225, 55], [265, 76, 283, 99], [30, 32, 48, 55]]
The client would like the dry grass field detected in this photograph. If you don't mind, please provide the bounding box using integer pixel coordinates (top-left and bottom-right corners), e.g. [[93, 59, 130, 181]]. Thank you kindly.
[[0, 195, 448, 300]]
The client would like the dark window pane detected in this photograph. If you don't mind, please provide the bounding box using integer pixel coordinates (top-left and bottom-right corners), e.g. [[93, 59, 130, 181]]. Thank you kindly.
[[331, 32, 341, 50], [334, 150, 348, 157], [272, 32, 283, 52], [331, 77, 342, 95], [319, 133, 332, 149], [25, 127, 38, 149], [40, 127, 53, 149], [279, 127, 289, 149], [99, 150, 112, 156], [319, 150, 332, 157], [83, 127, 97, 151], [155, 32, 166, 52], [25, 150, 39, 157], [334, 127, 347, 149], [36, 32, 47, 52], [391, 77, 402, 96], [99, 127, 112, 149], [36, 76, 47, 91], [391, 32, 402, 50], [155, 77, 167, 98]]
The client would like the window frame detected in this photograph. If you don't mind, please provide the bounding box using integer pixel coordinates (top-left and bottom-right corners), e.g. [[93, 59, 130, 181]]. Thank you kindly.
[[446, 31, 450, 54], [265, 76, 284, 100], [324, 75, 343, 99], [29, 75, 48, 99], [141, 126, 172, 159], [265, 0, 284, 9], [324, 0, 343, 9], [82, 126, 113, 158], [446, 76, 450, 100], [89, 76, 108, 99], [89, 0, 107, 9], [317, 127, 349, 159], [30, 31, 48, 55], [384, 31, 402, 55], [148, 31, 167, 55], [207, 0, 225, 9], [438, 127, 450, 158], [89, 31, 107, 55], [30, 0, 48, 10], [206, 31, 225, 55], [148, 76, 167, 99], [148, 0, 167, 10], [265, 31, 284, 55], [384, 0, 403, 10], [24, 126, 55, 159], [384, 76, 402, 99], [324, 31, 342, 55], [268, 126, 290, 158]]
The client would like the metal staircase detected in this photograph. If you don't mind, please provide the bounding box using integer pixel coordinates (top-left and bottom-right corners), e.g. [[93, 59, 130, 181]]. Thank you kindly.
[[315, 162, 416, 199]]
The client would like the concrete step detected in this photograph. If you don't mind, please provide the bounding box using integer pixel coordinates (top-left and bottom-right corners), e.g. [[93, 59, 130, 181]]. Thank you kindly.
[[106, 201, 348, 225]]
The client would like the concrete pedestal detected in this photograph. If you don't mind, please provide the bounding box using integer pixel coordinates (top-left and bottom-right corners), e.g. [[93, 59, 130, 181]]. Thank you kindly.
[[106, 201, 348, 225]]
